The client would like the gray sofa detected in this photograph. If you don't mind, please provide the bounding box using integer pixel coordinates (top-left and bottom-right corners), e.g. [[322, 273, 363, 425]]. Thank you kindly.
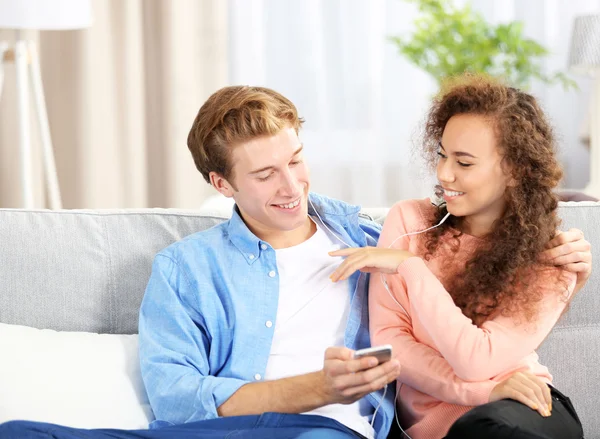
[[0, 202, 598, 437]]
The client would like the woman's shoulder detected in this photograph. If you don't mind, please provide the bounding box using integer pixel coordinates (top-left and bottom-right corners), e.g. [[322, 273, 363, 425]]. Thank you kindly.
[[533, 265, 577, 299], [388, 198, 438, 229]]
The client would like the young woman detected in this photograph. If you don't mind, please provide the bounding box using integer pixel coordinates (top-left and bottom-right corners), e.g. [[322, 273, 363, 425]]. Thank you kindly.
[[330, 75, 585, 439]]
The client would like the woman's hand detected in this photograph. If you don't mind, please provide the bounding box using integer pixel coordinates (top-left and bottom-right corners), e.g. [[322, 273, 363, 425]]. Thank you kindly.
[[489, 371, 552, 417], [329, 247, 416, 282]]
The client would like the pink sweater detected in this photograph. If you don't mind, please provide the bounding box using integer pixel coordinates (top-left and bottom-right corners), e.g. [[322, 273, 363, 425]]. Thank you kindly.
[[369, 199, 576, 439]]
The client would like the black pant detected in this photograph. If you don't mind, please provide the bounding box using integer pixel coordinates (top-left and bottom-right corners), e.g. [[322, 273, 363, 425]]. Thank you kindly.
[[443, 386, 584, 439]]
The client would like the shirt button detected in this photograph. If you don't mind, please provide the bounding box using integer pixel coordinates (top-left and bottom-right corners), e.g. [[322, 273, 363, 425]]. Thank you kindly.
[[254, 373, 262, 381], [265, 320, 273, 328], [261, 244, 267, 250], [268, 271, 276, 278], [248, 254, 255, 260]]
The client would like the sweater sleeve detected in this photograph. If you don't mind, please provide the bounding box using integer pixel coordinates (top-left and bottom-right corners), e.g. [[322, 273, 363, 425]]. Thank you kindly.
[[379, 201, 577, 382], [369, 200, 498, 406], [397, 257, 575, 381]]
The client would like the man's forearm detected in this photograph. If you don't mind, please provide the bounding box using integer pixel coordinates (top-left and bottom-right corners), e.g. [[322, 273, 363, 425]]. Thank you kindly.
[[217, 371, 329, 417]]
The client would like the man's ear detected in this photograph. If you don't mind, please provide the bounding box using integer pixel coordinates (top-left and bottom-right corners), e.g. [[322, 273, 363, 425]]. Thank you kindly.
[[209, 172, 235, 198]]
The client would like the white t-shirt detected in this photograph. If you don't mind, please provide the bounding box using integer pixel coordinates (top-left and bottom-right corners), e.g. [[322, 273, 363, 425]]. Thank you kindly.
[[264, 216, 374, 439]]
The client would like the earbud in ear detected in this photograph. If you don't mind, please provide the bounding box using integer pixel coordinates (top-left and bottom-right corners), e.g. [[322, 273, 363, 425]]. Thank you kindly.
[[431, 184, 445, 207]]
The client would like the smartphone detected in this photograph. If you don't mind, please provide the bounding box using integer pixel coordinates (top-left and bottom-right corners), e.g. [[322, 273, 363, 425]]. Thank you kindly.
[[353, 344, 392, 364]]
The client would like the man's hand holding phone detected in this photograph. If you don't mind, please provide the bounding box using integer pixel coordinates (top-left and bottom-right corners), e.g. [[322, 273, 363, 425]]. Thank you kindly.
[[317, 345, 399, 405], [353, 344, 393, 364]]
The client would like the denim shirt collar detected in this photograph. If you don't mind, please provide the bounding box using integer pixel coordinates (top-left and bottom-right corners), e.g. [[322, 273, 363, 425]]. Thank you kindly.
[[226, 192, 365, 263]]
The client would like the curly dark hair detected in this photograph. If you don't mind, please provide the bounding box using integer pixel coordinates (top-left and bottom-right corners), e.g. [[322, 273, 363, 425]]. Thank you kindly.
[[421, 74, 565, 326]]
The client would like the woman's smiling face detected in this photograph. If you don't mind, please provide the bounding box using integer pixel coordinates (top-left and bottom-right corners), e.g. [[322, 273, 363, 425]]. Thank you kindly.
[[437, 113, 513, 237]]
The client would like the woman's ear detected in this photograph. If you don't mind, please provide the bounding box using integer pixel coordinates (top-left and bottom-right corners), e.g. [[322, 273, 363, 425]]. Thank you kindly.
[[501, 158, 518, 188]]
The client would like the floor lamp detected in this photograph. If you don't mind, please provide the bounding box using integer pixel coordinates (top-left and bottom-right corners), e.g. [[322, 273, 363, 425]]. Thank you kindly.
[[568, 14, 600, 199], [0, 0, 92, 209]]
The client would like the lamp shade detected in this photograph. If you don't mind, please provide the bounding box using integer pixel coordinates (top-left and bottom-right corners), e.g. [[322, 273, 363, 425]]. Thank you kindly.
[[0, 0, 92, 30], [568, 14, 600, 76]]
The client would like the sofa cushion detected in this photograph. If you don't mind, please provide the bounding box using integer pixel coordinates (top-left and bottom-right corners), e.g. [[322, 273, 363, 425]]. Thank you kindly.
[[0, 322, 154, 428]]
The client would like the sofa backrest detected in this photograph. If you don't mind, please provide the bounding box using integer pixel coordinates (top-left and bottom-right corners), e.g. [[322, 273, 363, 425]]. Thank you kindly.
[[1, 202, 599, 436], [535, 202, 600, 438], [0, 209, 228, 334]]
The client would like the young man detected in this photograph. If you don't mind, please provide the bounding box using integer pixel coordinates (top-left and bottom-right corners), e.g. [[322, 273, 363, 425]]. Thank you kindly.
[[0, 86, 591, 439], [137, 86, 400, 438]]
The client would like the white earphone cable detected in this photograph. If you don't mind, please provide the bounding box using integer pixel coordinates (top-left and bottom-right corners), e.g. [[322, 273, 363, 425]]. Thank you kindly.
[[309, 196, 450, 438]]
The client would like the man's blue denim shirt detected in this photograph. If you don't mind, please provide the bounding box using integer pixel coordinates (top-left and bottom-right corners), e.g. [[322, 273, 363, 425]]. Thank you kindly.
[[139, 193, 395, 438]]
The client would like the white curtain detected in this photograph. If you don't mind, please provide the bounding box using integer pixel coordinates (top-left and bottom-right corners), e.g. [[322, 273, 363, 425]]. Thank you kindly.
[[0, 0, 228, 209], [229, 0, 600, 208]]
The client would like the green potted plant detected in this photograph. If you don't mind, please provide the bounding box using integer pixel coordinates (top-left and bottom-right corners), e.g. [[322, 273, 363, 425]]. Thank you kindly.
[[390, 0, 575, 89]]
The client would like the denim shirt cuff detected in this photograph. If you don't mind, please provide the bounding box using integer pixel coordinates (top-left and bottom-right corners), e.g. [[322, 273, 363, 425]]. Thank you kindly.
[[211, 376, 250, 409]]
